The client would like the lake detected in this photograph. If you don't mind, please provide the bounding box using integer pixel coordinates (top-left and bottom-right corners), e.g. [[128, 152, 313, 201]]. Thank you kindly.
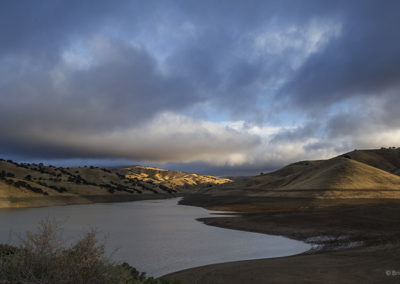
[[0, 198, 310, 277]]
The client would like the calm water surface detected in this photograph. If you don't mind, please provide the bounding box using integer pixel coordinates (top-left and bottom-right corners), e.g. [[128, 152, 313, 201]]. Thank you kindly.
[[0, 198, 310, 277]]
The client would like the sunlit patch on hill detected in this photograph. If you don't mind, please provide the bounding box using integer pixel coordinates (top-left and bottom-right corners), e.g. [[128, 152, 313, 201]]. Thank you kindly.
[[116, 166, 232, 190]]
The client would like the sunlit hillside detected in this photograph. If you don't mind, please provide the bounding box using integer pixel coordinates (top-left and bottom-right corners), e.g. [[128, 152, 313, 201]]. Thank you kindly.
[[116, 166, 232, 189], [340, 147, 400, 175], [0, 160, 178, 208], [198, 149, 400, 200]]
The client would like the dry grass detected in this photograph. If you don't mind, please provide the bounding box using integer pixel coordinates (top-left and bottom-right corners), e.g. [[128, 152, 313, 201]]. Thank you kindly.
[[342, 147, 400, 175], [199, 149, 400, 200], [118, 166, 231, 190], [0, 159, 186, 208]]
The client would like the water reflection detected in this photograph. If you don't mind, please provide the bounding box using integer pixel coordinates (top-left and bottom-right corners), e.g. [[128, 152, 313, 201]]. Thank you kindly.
[[0, 198, 310, 277]]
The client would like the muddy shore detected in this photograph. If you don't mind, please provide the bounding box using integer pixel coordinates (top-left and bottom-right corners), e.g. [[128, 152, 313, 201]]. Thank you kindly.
[[162, 196, 400, 283]]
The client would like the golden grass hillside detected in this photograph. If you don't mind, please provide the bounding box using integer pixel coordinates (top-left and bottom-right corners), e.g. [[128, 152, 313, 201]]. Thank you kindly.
[[340, 147, 400, 175], [0, 159, 181, 208], [199, 149, 400, 199], [116, 166, 231, 189]]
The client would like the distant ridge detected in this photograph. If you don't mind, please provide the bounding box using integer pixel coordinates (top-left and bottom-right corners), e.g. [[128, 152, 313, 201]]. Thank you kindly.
[[116, 166, 231, 189]]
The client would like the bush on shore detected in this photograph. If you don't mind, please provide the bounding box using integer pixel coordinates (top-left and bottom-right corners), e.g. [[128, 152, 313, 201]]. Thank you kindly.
[[0, 220, 178, 284]]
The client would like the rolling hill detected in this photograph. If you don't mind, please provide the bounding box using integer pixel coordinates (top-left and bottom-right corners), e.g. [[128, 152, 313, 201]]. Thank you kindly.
[[0, 159, 175, 208], [339, 147, 400, 175], [3, 148, 400, 208], [0, 159, 231, 209], [197, 149, 400, 200]]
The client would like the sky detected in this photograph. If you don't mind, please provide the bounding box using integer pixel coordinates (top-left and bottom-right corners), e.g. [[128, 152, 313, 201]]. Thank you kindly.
[[1, 0, 399, 175]]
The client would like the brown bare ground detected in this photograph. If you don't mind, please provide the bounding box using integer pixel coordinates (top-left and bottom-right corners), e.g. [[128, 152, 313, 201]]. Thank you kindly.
[[162, 198, 400, 283]]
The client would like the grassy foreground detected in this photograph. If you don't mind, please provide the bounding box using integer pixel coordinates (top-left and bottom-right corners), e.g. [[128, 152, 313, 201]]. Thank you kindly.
[[0, 220, 179, 284]]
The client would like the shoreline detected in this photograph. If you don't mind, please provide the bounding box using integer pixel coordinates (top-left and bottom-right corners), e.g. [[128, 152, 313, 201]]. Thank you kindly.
[[0, 193, 182, 210], [162, 196, 400, 283], [2, 193, 400, 282]]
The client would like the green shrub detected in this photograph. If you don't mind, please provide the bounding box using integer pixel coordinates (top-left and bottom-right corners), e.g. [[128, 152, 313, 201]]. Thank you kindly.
[[0, 219, 179, 284]]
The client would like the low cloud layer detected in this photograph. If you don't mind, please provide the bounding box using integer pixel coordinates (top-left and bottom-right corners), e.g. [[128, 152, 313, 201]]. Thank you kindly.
[[1, 0, 399, 175]]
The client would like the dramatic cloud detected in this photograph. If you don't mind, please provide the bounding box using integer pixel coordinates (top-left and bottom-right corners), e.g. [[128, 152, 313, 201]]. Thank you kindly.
[[0, 0, 399, 175], [281, 1, 400, 109], [0, 112, 260, 165]]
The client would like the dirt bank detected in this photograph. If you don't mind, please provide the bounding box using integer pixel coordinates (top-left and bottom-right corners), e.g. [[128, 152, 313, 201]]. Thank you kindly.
[[162, 197, 400, 283]]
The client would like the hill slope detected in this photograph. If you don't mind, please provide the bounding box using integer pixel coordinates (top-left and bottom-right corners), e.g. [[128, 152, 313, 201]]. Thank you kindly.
[[116, 166, 231, 189], [199, 152, 400, 200], [340, 148, 400, 175], [0, 160, 183, 208]]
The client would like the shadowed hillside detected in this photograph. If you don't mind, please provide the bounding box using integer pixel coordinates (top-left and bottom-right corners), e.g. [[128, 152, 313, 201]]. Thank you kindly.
[[116, 166, 231, 190]]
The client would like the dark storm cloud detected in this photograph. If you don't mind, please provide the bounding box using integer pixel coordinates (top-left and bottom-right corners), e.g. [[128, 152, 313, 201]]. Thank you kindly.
[[281, 0, 400, 110], [0, 0, 399, 171], [0, 1, 119, 57], [271, 122, 320, 143], [0, 38, 196, 132], [326, 110, 373, 139]]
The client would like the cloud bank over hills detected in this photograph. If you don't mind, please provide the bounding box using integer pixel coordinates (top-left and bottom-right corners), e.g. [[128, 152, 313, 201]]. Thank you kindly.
[[1, 0, 399, 174]]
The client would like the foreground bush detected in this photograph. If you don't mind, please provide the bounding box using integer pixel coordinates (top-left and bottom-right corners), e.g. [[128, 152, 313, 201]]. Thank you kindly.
[[0, 220, 178, 284]]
